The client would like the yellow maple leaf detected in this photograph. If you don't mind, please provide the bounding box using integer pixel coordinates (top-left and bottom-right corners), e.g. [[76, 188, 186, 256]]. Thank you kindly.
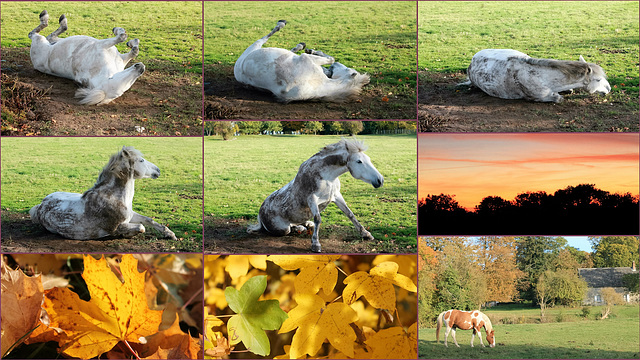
[[279, 294, 358, 358], [226, 255, 267, 282], [365, 323, 417, 359], [343, 261, 417, 311], [43, 255, 163, 359], [1, 263, 44, 356], [268, 255, 341, 295]]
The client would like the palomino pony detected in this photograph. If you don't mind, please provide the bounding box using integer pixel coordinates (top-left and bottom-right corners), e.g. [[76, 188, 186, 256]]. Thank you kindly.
[[234, 20, 370, 102], [30, 146, 177, 240], [460, 49, 610, 103], [436, 309, 495, 348], [247, 139, 384, 252], [29, 10, 145, 105]]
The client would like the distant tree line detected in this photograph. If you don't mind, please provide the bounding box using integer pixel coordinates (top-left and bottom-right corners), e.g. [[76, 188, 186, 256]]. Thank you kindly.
[[418, 184, 639, 235], [418, 236, 639, 327], [205, 121, 416, 138]]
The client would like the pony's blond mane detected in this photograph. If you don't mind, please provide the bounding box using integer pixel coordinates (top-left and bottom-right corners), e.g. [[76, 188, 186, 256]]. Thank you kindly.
[[316, 138, 368, 157], [481, 312, 493, 332], [520, 57, 606, 82], [96, 146, 144, 183]]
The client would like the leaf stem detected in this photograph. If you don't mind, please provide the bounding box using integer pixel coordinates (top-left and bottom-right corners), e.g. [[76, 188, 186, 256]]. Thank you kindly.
[[123, 340, 141, 360], [336, 266, 349, 277], [181, 287, 203, 311]]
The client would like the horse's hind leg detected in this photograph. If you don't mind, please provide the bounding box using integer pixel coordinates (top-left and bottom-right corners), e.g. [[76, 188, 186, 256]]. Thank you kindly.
[[28, 10, 49, 39], [114, 222, 145, 238], [120, 38, 140, 66], [46, 14, 67, 44]]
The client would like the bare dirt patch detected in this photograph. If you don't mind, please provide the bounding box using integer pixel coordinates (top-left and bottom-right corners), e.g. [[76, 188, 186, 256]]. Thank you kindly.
[[204, 216, 406, 254], [1, 47, 202, 136], [1, 212, 195, 253], [204, 65, 416, 120], [418, 71, 639, 132]]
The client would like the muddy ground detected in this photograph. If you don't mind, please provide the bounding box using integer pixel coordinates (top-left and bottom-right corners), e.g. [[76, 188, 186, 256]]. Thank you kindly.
[[418, 72, 639, 132], [1, 212, 199, 253], [1, 47, 202, 136], [204, 65, 417, 120], [204, 216, 410, 254]]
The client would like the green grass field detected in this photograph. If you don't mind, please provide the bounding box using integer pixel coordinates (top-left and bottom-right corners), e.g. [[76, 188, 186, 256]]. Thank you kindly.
[[204, 134, 417, 252], [204, 1, 416, 98], [418, 1, 639, 104], [419, 305, 640, 359], [0, 1, 202, 71], [1, 137, 203, 250]]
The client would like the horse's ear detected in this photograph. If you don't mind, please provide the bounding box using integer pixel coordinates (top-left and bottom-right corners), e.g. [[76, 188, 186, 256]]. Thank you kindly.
[[579, 55, 586, 63], [121, 146, 130, 158]]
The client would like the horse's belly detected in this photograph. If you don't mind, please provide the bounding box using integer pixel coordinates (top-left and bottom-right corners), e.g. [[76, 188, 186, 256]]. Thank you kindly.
[[469, 50, 530, 99]]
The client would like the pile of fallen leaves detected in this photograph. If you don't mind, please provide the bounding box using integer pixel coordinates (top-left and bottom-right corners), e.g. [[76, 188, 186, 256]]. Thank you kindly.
[[1, 73, 50, 136], [1, 254, 203, 359]]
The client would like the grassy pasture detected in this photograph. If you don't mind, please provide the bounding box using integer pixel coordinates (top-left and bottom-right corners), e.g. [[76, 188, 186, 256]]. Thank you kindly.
[[1, 1, 202, 71], [204, 134, 417, 253], [1, 137, 203, 252], [419, 305, 640, 359], [418, 1, 639, 131], [204, 1, 417, 119]]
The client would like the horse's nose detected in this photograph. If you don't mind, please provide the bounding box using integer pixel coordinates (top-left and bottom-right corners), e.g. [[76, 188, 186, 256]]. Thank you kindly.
[[135, 63, 145, 74], [373, 176, 384, 188]]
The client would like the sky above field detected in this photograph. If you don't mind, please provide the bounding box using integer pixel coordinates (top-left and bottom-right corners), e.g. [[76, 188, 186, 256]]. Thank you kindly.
[[419, 133, 639, 210]]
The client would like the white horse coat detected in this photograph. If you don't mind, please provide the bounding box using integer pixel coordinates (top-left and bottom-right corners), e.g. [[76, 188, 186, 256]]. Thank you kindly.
[[247, 139, 384, 252], [463, 49, 610, 103], [235, 20, 370, 103], [30, 147, 176, 240], [29, 10, 144, 105]]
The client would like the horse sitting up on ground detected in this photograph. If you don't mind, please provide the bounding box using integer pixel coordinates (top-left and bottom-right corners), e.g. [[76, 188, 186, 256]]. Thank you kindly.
[[234, 20, 370, 103], [459, 49, 610, 103], [30, 146, 177, 240], [247, 139, 384, 252], [436, 309, 495, 348], [29, 10, 145, 105]]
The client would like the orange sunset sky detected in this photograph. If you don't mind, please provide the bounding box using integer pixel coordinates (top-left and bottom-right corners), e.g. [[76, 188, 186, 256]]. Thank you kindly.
[[418, 133, 639, 210]]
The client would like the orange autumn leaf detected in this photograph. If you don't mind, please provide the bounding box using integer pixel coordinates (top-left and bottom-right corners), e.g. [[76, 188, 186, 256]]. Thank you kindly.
[[1, 263, 44, 356], [43, 255, 163, 359], [381, 96, 389, 102]]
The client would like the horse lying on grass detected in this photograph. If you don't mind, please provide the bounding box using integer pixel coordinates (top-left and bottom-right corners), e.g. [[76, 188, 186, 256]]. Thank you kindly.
[[29, 10, 145, 105], [30, 146, 177, 241], [460, 49, 610, 103], [436, 309, 495, 348], [234, 20, 370, 103], [247, 139, 384, 252]]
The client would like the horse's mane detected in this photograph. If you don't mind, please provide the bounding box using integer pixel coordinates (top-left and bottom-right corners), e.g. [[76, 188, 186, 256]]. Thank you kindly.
[[519, 57, 605, 81], [92, 146, 143, 187], [315, 138, 368, 157], [481, 312, 493, 332]]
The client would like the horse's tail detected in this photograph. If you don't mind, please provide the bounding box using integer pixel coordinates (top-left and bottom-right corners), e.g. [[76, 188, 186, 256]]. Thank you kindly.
[[456, 78, 472, 87], [247, 214, 264, 234], [75, 88, 108, 105], [29, 204, 41, 224], [436, 311, 444, 343]]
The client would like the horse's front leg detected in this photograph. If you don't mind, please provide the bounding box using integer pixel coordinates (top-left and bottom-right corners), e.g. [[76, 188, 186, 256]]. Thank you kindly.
[[477, 328, 485, 347], [120, 38, 140, 66], [333, 192, 374, 240], [301, 50, 335, 67], [98, 26, 128, 48], [130, 212, 177, 240], [114, 222, 145, 238], [307, 195, 322, 253]]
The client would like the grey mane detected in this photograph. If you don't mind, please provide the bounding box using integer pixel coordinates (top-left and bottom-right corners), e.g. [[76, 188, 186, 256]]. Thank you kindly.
[[85, 146, 143, 194], [519, 57, 605, 81], [314, 138, 368, 157]]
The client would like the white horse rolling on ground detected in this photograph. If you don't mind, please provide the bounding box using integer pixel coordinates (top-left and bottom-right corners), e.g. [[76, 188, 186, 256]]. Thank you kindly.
[[29, 10, 145, 105], [247, 139, 384, 252], [234, 20, 370, 102], [30, 146, 177, 241], [460, 49, 610, 103]]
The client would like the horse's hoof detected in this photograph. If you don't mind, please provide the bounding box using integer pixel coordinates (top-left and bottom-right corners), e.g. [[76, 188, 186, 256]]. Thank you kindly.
[[311, 244, 322, 253], [277, 20, 287, 24], [39, 10, 48, 18], [59, 14, 66, 23]]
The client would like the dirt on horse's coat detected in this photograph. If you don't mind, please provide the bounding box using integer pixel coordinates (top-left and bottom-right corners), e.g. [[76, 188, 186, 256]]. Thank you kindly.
[[247, 139, 383, 252], [462, 49, 610, 103], [234, 20, 370, 103], [437, 309, 495, 348], [30, 146, 176, 240], [29, 10, 144, 105]]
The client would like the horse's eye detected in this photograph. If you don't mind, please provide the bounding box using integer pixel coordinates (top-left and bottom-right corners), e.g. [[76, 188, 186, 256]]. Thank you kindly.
[[139, 159, 144, 162], [357, 160, 363, 164]]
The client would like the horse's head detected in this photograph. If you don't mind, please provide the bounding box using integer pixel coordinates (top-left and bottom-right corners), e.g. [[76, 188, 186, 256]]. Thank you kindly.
[[487, 329, 495, 348], [122, 146, 160, 179], [346, 144, 384, 189], [329, 62, 370, 84], [579, 56, 610, 95]]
